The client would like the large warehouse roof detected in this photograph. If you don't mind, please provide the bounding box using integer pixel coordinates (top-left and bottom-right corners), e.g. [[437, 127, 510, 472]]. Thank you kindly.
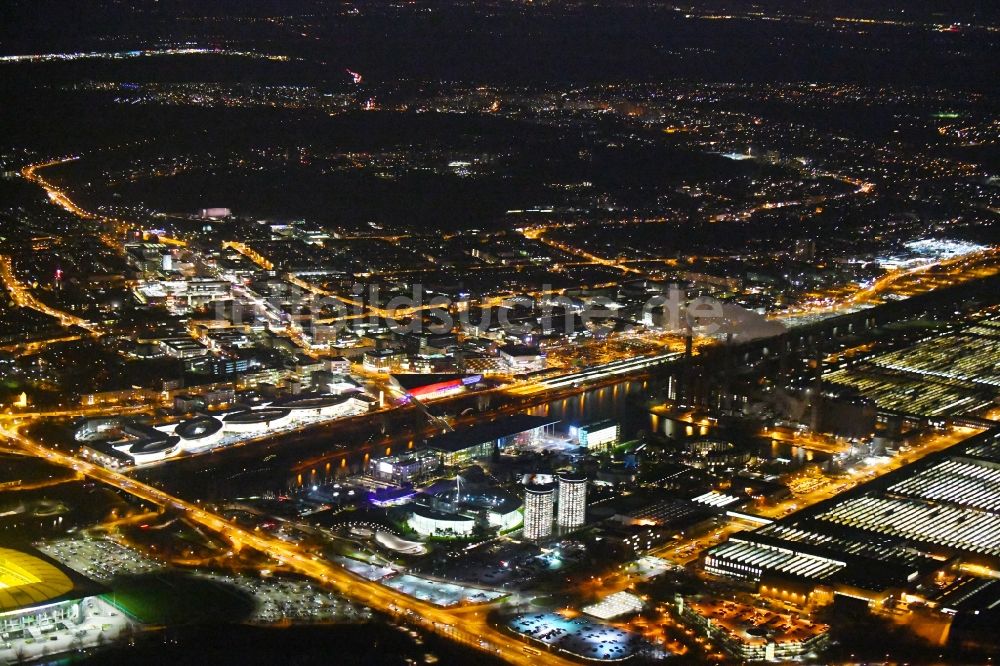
[[425, 415, 558, 453]]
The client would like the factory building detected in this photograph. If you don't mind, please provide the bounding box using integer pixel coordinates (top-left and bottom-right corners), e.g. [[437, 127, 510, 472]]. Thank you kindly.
[[704, 429, 1000, 603]]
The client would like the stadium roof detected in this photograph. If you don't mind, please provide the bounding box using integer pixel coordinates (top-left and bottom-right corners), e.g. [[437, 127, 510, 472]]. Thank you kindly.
[[0, 547, 75, 613]]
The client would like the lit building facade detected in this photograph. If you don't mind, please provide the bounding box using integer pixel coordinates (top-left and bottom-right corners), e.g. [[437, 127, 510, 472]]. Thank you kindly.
[[524, 482, 555, 540], [407, 506, 475, 538], [367, 449, 441, 484], [557, 473, 587, 529], [678, 595, 831, 662], [497, 344, 546, 373], [574, 419, 620, 452]]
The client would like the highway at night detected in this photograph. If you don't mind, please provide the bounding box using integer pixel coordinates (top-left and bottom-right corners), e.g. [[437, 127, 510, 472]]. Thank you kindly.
[[0, 421, 577, 666]]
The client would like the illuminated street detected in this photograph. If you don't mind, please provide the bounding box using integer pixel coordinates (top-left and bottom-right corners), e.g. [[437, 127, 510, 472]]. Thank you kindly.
[[0, 422, 578, 666], [3, 3, 1000, 663]]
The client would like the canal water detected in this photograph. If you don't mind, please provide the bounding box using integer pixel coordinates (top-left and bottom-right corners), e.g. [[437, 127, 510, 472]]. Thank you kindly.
[[141, 374, 822, 500], [528, 379, 826, 467]]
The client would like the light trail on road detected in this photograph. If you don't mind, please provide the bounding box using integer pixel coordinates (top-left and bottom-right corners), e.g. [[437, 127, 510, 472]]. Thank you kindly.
[[21, 158, 126, 250], [0, 254, 98, 332], [0, 422, 575, 666]]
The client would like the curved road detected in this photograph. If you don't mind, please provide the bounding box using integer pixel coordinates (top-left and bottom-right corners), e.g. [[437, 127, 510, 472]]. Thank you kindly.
[[0, 422, 575, 666]]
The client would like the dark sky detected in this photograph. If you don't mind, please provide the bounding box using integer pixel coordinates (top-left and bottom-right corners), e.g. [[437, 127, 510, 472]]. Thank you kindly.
[[2, 1, 998, 91]]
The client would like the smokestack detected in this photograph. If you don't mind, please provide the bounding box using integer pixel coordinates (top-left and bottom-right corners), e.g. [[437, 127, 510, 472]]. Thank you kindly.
[[809, 350, 823, 432], [678, 323, 693, 406], [721, 332, 734, 412]]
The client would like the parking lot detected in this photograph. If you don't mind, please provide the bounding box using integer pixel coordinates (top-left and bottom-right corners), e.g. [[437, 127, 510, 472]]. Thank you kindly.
[[383, 574, 504, 607], [509, 612, 645, 661], [203, 572, 371, 624], [38, 537, 369, 627], [37, 536, 162, 582]]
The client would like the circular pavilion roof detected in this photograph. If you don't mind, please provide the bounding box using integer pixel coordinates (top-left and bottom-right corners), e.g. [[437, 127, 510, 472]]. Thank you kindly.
[[0, 547, 74, 612], [223, 408, 291, 425], [175, 415, 224, 440]]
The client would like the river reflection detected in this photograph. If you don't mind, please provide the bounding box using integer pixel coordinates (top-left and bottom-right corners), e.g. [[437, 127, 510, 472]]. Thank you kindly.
[[527, 380, 721, 445], [526, 380, 652, 437], [527, 378, 829, 467], [146, 375, 828, 500]]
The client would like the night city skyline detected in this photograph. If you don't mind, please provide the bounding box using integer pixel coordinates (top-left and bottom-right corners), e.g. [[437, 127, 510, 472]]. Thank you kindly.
[[0, 1, 999, 665]]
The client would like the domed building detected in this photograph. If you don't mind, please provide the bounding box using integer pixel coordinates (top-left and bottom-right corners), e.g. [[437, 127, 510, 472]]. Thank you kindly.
[[406, 485, 523, 538]]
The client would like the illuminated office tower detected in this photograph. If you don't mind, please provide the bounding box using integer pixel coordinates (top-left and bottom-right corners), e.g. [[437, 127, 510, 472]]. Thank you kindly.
[[523, 482, 555, 540], [557, 473, 587, 528]]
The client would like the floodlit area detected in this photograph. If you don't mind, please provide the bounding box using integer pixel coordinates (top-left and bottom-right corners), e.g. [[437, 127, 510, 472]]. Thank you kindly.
[[382, 575, 504, 607], [818, 496, 1000, 557], [879, 239, 989, 270], [508, 612, 646, 661], [333, 557, 503, 606], [507, 433, 579, 454], [824, 367, 990, 418], [38, 539, 370, 626], [889, 457, 1000, 513], [4, 3, 1000, 666], [691, 491, 742, 508], [76, 393, 370, 468], [582, 591, 645, 620], [681, 597, 829, 660], [630, 556, 675, 580], [705, 429, 1000, 603], [374, 531, 428, 555], [333, 556, 395, 581]]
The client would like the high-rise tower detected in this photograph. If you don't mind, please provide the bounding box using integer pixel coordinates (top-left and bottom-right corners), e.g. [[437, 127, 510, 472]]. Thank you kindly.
[[557, 473, 587, 529], [523, 482, 555, 540]]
